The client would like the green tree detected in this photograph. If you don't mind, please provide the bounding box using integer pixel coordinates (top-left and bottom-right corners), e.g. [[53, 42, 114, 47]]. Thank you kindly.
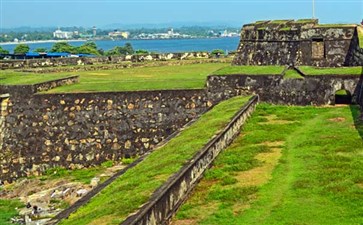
[[34, 48, 47, 53], [211, 49, 225, 58], [124, 43, 134, 55], [0, 46, 9, 54], [105, 43, 135, 56], [76, 45, 100, 55], [135, 49, 149, 54], [82, 41, 97, 50], [14, 44, 30, 54], [75, 42, 101, 55], [50, 42, 76, 53]]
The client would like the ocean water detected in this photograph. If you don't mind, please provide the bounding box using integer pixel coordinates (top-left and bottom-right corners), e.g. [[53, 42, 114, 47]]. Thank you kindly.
[[0, 37, 240, 53]]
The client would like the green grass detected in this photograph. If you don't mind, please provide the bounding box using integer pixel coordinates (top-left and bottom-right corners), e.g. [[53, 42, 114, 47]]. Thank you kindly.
[[0, 71, 70, 85], [335, 89, 350, 96], [58, 95, 252, 225], [315, 24, 356, 28], [295, 19, 317, 23], [299, 66, 363, 76], [269, 20, 291, 24], [174, 104, 363, 224], [1, 63, 228, 92], [38, 160, 115, 184], [0, 199, 24, 225], [212, 66, 285, 75], [283, 69, 304, 79], [358, 26, 363, 48]]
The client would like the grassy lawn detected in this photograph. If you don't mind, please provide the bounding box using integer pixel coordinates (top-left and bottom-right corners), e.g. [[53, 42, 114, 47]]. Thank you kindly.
[[283, 69, 304, 79], [358, 26, 363, 48], [299, 66, 363, 76], [174, 104, 363, 225], [58, 95, 251, 225], [0, 63, 228, 92], [0, 71, 70, 85], [0, 199, 24, 225], [212, 66, 285, 75]]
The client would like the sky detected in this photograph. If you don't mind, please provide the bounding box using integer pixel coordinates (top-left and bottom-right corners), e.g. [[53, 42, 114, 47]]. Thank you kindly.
[[0, 0, 362, 28]]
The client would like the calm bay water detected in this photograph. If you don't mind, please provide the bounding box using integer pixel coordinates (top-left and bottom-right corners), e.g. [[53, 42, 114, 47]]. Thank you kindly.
[[0, 37, 240, 53]]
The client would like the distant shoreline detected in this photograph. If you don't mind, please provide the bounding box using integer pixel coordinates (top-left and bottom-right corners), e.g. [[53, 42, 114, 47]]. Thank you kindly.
[[0, 36, 239, 46], [0, 39, 87, 45]]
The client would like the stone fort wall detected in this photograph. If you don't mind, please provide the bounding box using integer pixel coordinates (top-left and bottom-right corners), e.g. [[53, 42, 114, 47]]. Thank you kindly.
[[207, 74, 363, 105], [232, 19, 363, 67], [0, 84, 213, 182]]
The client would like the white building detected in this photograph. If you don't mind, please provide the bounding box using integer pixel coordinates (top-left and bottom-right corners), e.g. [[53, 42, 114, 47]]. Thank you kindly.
[[53, 29, 73, 39]]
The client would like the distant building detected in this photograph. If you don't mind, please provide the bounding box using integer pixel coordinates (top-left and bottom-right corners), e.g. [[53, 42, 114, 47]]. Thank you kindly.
[[53, 28, 73, 39], [108, 30, 129, 39], [92, 26, 97, 37]]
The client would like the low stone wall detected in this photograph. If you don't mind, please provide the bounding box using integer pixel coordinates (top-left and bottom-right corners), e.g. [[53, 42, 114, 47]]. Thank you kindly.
[[17, 58, 232, 74], [0, 76, 79, 96], [0, 94, 10, 152], [121, 95, 258, 225], [0, 52, 213, 70], [207, 74, 362, 105], [0, 89, 213, 182]]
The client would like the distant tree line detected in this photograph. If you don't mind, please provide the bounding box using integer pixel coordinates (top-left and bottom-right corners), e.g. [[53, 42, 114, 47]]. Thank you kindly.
[[0, 42, 231, 58], [0, 26, 240, 43], [0, 42, 138, 56]]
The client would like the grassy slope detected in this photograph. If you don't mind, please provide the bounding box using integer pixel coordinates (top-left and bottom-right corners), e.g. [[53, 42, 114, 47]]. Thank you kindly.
[[0, 199, 24, 225], [59, 95, 251, 225], [212, 66, 285, 75], [299, 66, 363, 76], [0, 63, 228, 91], [0, 71, 70, 85], [174, 104, 363, 224], [358, 26, 363, 48]]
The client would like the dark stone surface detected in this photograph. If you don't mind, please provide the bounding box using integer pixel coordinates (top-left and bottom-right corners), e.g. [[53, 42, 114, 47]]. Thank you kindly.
[[207, 74, 363, 105], [0, 88, 213, 182], [232, 19, 363, 67]]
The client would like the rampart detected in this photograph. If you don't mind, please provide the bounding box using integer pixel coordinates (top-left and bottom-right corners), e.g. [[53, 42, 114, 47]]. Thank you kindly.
[[0, 81, 214, 182], [207, 74, 363, 105], [233, 19, 363, 67], [0, 52, 212, 70], [120, 96, 258, 225]]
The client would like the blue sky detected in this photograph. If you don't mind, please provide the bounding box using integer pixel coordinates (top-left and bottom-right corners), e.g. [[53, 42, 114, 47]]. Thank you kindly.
[[1, 0, 362, 28]]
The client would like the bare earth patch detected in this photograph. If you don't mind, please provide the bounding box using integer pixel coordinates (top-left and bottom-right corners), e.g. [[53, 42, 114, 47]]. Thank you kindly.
[[259, 115, 294, 125], [87, 72, 110, 76], [328, 117, 346, 122], [172, 219, 198, 225], [234, 147, 282, 187]]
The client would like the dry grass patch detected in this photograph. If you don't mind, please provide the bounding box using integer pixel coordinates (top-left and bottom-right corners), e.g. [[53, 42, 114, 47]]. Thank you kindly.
[[172, 219, 198, 225], [234, 145, 283, 188], [328, 117, 346, 122], [259, 115, 294, 125]]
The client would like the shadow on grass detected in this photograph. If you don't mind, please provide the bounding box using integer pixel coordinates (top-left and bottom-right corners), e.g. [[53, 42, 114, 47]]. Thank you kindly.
[[350, 66, 363, 140]]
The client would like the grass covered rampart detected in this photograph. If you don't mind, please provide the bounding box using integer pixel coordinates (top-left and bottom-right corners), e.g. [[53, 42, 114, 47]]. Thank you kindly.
[[57, 95, 252, 225], [174, 104, 363, 224]]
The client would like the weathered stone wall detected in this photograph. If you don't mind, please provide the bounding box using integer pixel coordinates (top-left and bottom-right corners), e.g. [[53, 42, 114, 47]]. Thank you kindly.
[[233, 19, 362, 67], [0, 94, 10, 152], [18, 58, 232, 74], [0, 52, 212, 70], [121, 96, 258, 225], [0, 89, 213, 182], [345, 29, 363, 66], [207, 74, 362, 105], [0, 76, 79, 95]]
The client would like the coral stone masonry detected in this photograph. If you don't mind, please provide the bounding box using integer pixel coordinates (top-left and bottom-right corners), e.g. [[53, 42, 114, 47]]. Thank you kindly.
[[233, 19, 363, 67]]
